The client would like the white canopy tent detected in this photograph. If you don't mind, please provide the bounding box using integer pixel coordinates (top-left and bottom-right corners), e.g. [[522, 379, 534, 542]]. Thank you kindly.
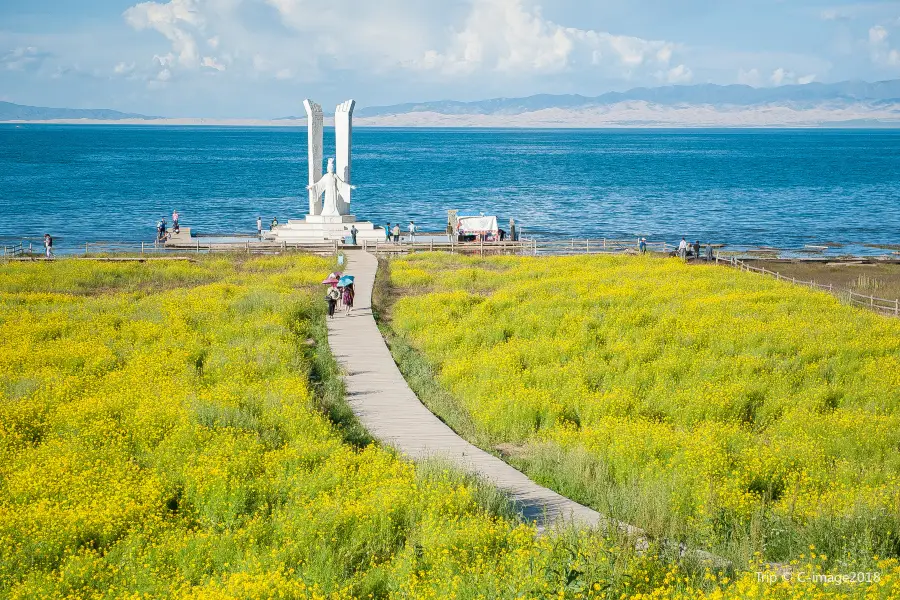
[[456, 215, 499, 240]]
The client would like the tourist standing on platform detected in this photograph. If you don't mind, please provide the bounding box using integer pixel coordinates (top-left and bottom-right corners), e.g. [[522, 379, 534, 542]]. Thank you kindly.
[[693, 240, 701, 259], [392, 223, 400, 242], [172, 210, 180, 234], [385, 223, 392, 242], [270, 217, 278, 231], [326, 286, 340, 319], [43, 234, 53, 259], [408, 221, 417, 242], [257, 216, 263, 237], [678, 237, 688, 259], [350, 225, 358, 245], [639, 238, 647, 254], [447, 221, 455, 242]]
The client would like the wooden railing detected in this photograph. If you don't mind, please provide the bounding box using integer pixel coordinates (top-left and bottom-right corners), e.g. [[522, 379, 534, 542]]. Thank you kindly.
[[2, 242, 25, 257], [82, 239, 340, 256], [364, 238, 672, 256], [716, 254, 900, 318]]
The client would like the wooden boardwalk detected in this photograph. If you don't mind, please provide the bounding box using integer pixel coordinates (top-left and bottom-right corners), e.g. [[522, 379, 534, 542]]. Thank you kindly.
[[326, 250, 608, 531]]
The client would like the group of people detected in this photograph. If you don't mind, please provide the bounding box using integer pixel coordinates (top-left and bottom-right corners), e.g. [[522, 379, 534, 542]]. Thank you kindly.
[[677, 237, 714, 261], [384, 221, 417, 243], [257, 216, 279, 236], [156, 210, 180, 242], [325, 278, 355, 318]]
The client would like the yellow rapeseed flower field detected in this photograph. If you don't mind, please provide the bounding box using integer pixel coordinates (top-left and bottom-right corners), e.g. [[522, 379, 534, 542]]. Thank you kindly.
[[388, 253, 900, 575], [3, 253, 899, 599]]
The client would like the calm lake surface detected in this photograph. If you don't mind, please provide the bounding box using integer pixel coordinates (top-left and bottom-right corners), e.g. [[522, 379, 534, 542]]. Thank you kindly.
[[1, 125, 898, 253]]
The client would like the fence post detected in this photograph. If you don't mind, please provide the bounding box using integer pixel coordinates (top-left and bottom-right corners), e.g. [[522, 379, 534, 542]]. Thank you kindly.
[[895, 299, 899, 317], [480, 237, 484, 257], [533, 238, 537, 256], [586, 239, 590, 254], [85, 243, 89, 255], [197, 239, 200, 253], [246, 241, 250, 255], [430, 239, 434, 252], [871, 295, 875, 308], [603, 238, 607, 249]]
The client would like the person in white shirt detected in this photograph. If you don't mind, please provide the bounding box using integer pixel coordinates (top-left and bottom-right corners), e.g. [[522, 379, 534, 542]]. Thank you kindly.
[[256, 216, 262, 237], [678, 237, 688, 259], [172, 210, 180, 234], [408, 220, 417, 242]]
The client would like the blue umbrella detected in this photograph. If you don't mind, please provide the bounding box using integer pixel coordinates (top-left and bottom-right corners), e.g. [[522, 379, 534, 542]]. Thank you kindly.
[[337, 275, 355, 287]]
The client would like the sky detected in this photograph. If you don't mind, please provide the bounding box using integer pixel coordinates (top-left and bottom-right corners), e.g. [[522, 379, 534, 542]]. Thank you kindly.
[[1, 0, 900, 117]]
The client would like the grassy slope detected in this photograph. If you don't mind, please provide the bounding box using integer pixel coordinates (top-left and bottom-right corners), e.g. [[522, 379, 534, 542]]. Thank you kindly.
[[382, 253, 900, 572]]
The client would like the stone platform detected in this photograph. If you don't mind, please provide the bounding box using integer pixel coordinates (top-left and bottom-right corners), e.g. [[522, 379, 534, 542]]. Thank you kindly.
[[269, 216, 385, 244]]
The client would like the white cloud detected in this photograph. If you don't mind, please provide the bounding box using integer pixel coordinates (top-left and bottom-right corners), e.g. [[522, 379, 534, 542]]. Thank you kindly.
[[2, 46, 50, 71], [413, 0, 680, 77], [665, 64, 693, 84], [768, 67, 815, 86], [870, 25, 889, 45], [201, 56, 225, 71], [124, 0, 227, 82], [821, 8, 852, 22], [124, 0, 204, 68], [737, 68, 761, 86], [123, 0, 684, 84], [113, 61, 136, 75], [869, 24, 900, 66]]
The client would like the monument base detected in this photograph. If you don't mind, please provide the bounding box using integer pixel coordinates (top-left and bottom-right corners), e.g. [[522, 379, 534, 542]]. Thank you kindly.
[[270, 215, 385, 244]]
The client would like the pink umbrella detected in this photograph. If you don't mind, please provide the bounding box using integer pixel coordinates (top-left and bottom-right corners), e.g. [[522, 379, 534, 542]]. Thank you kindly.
[[322, 271, 342, 285]]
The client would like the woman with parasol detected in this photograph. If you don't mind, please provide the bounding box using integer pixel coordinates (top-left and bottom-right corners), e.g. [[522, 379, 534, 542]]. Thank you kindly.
[[322, 272, 342, 318], [337, 275, 355, 313]]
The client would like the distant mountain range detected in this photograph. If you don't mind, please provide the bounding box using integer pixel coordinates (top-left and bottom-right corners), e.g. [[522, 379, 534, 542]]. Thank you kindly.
[[356, 79, 900, 117], [0, 101, 155, 121], [3, 79, 900, 127]]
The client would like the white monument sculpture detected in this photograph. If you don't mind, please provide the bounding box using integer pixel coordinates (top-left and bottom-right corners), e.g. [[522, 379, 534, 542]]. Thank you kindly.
[[270, 98, 383, 244]]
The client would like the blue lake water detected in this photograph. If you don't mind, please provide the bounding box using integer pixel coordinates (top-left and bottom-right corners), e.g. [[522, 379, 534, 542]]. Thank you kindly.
[[1, 125, 899, 253]]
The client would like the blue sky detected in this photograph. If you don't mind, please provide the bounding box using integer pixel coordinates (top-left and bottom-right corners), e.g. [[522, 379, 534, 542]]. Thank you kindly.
[[2, 0, 899, 117]]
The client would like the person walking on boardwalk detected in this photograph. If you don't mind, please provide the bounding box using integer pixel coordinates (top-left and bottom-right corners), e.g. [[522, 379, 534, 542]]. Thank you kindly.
[[392, 223, 401, 242], [693, 240, 701, 260], [326, 285, 340, 319], [350, 224, 358, 245], [408, 220, 417, 243], [43, 234, 53, 259], [678, 237, 688, 259], [342, 282, 355, 313], [172, 210, 180, 234], [257, 216, 263, 237]]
